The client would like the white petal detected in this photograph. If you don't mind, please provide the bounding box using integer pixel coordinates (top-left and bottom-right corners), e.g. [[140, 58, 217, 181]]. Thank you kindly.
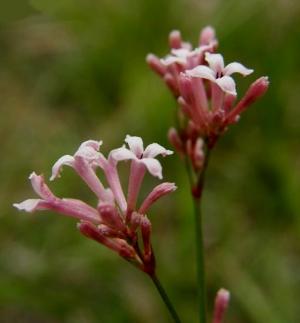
[[215, 76, 237, 96], [171, 48, 191, 58], [50, 155, 74, 181], [141, 158, 163, 179], [13, 199, 44, 212], [76, 140, 102, 162], [224, 62, 253, 76], [181, 41, 192, 50], [143, 143, 173, 158], [125, 135, 144, 157], [108, 147, 136, 163], [78, 140, 102, 151], [205, 53, 224, 74], [160, 56, 187, 66], [185, 65, 216, 81], [76, 147, 102, 164]]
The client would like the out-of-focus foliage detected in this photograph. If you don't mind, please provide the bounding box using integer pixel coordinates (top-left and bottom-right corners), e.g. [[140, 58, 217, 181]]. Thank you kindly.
[[0, 0, 300, 322]]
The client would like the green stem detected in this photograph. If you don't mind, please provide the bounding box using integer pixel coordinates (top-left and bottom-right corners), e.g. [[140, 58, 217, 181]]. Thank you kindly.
[[151, 274, 182, 323], [186, 149, 210, 323], [192, 196, 207, 323]]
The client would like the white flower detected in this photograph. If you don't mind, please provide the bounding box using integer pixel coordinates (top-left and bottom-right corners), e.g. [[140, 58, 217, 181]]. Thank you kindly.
[[186, 52, 253, 96], [109, 135, 173, 179]]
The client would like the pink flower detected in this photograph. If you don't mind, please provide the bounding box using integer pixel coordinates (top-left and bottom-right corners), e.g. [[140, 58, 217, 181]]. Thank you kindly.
[[109, 135, 173, 213], [186, 52, 253, 96], [14, 137, 176, 275], [148, 26, 269, 167], [110, 135, 173, 179], [50, 140, 114, 203], [146, 26, 218, 96]]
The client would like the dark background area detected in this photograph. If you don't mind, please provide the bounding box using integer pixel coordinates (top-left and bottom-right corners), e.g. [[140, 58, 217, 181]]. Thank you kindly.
[[0, 0, 300, 322]]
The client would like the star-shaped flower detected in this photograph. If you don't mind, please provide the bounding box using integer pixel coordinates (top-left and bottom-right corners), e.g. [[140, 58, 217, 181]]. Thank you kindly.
[[109, 135, 173, 180], [186, 52, 253, 96]]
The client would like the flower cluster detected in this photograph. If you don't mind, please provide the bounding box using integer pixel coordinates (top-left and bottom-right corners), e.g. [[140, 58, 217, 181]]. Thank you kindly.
[[147, 26, 269, 166], [14, 136, 175, 275]]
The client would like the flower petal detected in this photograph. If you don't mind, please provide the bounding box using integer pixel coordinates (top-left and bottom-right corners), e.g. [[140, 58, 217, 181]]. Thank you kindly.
[[29, 172, 55, 200], [75, 141, 102, 163], [224, 62, 253, 76], [215, 76, 237, 96], [15, 197, 101, 223], [125, 135, 144, 158], [171, 48, 191, 58], [205, 53, 224, 74], [161, 56, 187, 66], [13, 199, 47, 212], [143, 143, 173, 158], [108, 147, 136, 164], [50, 155, 74, 181], [185, 65, 216, 82], [141, 158, 163, 179], [78, 140, 102, 152]]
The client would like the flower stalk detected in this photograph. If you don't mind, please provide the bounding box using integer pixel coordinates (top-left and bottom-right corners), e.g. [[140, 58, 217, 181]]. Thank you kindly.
[[151, 274, 182, 323]]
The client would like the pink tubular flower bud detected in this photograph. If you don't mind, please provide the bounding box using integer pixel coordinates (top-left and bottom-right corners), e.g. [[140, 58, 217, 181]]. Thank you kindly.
[[139, 182, 177, 214], [199, 26, 216, 45], [169, 30, 182, 49], [168, 127, 184, 155], [213, 288, 230, 323], [226, 76, 269, 125]]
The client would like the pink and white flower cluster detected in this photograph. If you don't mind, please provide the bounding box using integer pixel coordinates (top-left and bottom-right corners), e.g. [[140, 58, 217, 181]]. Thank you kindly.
[[147, 26, 269, 160], [14, 136, 175, 275]]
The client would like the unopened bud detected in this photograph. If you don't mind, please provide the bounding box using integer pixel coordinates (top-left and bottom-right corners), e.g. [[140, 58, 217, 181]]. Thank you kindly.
[[168, 128, 184, 154], [200, 26, 216, 45], [226, 76, 269, 125], [139, 182, 177, 214], [169, 30, 182, 49], [213, 288, 230, 323]]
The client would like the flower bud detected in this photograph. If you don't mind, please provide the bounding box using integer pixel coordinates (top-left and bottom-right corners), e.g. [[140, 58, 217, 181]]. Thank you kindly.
[[213, 288, 230, 323], [226, 76, 269, 124]]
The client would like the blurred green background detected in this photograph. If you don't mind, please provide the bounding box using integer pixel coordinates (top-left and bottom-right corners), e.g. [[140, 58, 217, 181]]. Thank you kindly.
[[1, 0, 300, 322]]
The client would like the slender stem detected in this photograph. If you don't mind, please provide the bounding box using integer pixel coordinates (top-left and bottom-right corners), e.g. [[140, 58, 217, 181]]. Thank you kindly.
[[151, 274, 182, 323], [186, 149, 210, 323], [192, 196, 207, 323]]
